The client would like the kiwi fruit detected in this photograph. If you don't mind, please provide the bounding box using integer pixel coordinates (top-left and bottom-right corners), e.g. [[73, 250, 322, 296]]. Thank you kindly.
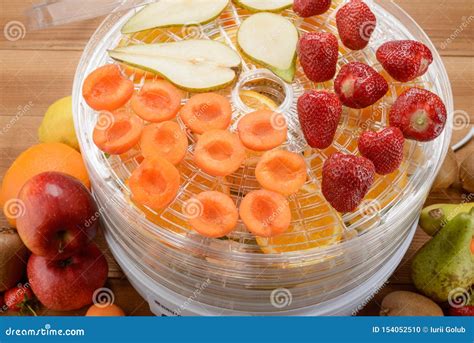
[[380, 291, 443, 316], [432, 148, 459, 190], [460, 154, 474, 193], [0, 228, 29, 292]]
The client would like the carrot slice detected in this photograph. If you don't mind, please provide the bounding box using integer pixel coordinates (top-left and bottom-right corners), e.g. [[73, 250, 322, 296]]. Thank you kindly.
[[185, 191, 238, 238], [83, 64, 134, 111], [180, 93, 232, 134], [194, 130, 246, 177], [129, 157, 180, 211], [255, 150, 307, 196], [93, 112, 143, 155], [131, 80, 182, 122], [140, 121, 188, 165], [239, 189, 291, 238], [238, 109, 288, 151]]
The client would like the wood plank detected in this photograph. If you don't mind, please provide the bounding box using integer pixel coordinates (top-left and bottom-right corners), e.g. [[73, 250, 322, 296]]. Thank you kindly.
[[0, 0, 103, 52], [395, 0, 474, 57], [0, 51, 82, 120]]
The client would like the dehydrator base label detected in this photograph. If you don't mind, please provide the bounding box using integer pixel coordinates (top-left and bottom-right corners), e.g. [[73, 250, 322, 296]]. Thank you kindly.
[[148, 296, 200, 317]]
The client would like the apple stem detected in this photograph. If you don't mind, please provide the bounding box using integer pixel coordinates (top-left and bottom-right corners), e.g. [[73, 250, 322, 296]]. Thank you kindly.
[[56, 230, 69, 254], [58, 241, 64, 254]]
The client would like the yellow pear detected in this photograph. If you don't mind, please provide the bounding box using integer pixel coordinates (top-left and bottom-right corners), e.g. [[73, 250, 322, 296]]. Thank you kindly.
[[38, 96, 79, 151]]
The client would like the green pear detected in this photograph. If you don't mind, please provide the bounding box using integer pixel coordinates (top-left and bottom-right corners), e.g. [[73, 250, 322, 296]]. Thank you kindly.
[[237, 13, 298, 83], [122, 0, 229, 34], [233, 0, 294, 13], [419, 203, 474, 236], [109, 40, 242, 92], [412, 209, 474, 302]]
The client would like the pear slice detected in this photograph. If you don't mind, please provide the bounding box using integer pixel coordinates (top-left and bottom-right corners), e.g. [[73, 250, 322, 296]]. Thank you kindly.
[[233, 0, 293, 12], [237, 13, 298, 82], [108, 40, 242, 92], [122, 0, 229, 34]]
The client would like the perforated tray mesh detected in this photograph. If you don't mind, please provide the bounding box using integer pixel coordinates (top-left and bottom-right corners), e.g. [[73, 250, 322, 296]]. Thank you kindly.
[[94, 1, 434, 254]]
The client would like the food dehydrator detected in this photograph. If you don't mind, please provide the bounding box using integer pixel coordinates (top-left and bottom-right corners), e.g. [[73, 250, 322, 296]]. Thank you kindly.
[[73, 0, 453, 315]]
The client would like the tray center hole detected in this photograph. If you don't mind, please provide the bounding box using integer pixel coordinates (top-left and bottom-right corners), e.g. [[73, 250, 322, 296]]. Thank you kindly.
[[232, 69, 293, 113]]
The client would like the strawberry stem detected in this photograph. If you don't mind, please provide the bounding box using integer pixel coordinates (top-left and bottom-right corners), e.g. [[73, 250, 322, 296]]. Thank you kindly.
[[25, 303, 37, 317]]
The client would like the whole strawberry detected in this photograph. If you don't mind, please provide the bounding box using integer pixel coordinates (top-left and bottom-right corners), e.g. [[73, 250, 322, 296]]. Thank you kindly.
[[449, 306, 474, 316], [298, 90, 342, 149], [336, 0, 376, 50], [377, 40, 433, 82], [298, 32, 339, 82], [4, 283, 37, 315], [358, 127, 405, 175], [334, 62, 388, 109], [294, 0, 332, 17], [389, 88, 447, 142], [322, 152, 375, 212]]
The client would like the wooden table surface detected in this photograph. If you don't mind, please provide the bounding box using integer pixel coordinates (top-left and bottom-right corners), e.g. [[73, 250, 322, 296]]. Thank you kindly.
[[0, 0, 472, 316]]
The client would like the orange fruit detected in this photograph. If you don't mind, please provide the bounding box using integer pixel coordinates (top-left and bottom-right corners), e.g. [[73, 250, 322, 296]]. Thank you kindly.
[[0, 143, 90, 227], [257, 184, 344, 253], [348, 169, 409, 226], [86, 304, 125, 316], [366, 170, 408, 206], [239, 90, 278, 111]]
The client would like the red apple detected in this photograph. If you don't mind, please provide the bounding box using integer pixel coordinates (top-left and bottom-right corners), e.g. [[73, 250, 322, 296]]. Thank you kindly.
[[17, 172, 98, 260], [27, 243, 108, 311]]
